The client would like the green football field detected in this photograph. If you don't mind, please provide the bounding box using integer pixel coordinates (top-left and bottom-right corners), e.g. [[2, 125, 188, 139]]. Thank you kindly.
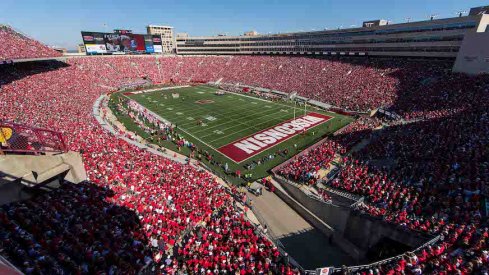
[[116, 85, 354, 184]]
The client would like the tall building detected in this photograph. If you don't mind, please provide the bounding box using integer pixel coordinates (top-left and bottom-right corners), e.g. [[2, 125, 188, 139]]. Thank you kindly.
[[147, 25, 175, 54]]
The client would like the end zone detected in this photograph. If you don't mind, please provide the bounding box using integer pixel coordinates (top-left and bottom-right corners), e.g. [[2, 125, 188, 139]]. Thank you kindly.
[[217, 112, 332, 163]]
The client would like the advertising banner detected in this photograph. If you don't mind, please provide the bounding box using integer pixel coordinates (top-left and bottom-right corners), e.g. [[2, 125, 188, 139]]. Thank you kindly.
[[104, 33, 145, 52], [152, 36, 163, 53], [85, 44, 107, 54], [144, 35, 155, 53], [131, 34, 146, 52], [81, 31, 161, 54], [81, 32, 106, 45], [153, 45, 163, 53]]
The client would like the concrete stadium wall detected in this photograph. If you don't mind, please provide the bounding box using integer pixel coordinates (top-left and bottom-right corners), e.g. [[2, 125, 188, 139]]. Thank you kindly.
[[271, 177, 363, 261], [279, 179, 350, 233], [343, 211, 431, 252], [274, 176, 432, 261], [0, 151, 86, 205], [453, 14, 489, 75], [0, 151, 86, 185]]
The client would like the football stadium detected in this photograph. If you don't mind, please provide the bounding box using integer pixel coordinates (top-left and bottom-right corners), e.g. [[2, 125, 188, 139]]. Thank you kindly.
[[0, 2, 489, 274], [114, 85, 353, 184]]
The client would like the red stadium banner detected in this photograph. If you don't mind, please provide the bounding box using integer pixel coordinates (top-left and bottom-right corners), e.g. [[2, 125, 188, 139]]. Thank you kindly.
[[217, 112, 332, 163]]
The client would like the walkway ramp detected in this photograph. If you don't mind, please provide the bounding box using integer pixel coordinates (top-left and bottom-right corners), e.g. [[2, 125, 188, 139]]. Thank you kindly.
[[250, 188, 354, 269]]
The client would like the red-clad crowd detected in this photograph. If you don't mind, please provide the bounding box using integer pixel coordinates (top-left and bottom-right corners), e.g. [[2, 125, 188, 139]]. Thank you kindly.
[[325, 89, 489, 272], [5, 54, 470, 114], [0, 51, 487, 274], [47, 55, 463, 114], [0, 59, 298, 274], [0, 25, 61, 61], [277, 117, 381, 185], [278, 140, 344, 185]]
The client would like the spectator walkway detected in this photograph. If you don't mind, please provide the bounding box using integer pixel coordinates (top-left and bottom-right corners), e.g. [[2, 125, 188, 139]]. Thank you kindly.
[[249, 184, 354, 269]]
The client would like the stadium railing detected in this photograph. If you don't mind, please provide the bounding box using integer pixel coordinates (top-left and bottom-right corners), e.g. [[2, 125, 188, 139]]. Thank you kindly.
[[273, 173, 442, 274], [0, 254, 23, 274], [0, 121, 67, 154], [320, 234, 441, 274]]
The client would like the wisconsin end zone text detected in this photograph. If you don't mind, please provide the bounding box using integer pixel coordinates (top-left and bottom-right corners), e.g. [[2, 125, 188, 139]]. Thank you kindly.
[[217, 112, 332, 163]]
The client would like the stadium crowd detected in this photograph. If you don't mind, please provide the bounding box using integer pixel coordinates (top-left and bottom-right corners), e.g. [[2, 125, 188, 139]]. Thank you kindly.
[[0, 25, 61, 61], [0, 60, 299, 274], [3, 53, 468, 115], [0, 39, 487, 274], [273, 62, 488, 273], [54, 55, 462, 114], [327, 82, 488, 272], [277, 116, 382, 185], [278, 140, 344, 185]]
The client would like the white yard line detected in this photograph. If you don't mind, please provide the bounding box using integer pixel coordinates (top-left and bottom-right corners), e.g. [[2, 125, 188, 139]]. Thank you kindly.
[[175, 100, 270, 129], [122, 96, 237, 160], [157, 97, 260, 132], [189, 105, 285, 133], [140, 86, 300, 131], [197, 109, 290, 141], [143, 89, 253, 124], [208, 112, 291, 144]]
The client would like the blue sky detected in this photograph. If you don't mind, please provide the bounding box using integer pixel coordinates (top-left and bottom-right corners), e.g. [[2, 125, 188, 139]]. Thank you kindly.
[[1, 0, 487, 50]]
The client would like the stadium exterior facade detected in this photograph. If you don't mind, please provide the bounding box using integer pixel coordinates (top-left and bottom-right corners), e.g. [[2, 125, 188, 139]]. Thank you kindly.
[[176, 13, 486, 59]]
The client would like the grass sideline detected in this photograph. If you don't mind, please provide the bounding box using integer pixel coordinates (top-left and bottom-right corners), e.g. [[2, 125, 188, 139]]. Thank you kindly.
[[110, 85, 354, 185]]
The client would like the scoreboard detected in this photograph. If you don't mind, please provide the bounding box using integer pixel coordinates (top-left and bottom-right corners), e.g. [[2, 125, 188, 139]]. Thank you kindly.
[[81, 31, 163, 54]]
